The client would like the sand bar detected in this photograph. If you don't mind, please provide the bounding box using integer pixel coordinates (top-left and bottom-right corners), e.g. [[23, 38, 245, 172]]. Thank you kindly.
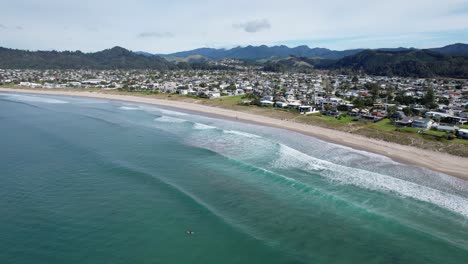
[[1, 87, 467, 180]]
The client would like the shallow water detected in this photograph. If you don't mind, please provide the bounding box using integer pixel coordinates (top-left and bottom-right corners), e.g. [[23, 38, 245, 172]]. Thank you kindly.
[[1, 93, 467, 264]]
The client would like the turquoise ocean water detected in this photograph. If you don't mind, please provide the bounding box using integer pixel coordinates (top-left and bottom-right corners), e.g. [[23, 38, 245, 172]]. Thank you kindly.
[[0, 93, 467, 264]]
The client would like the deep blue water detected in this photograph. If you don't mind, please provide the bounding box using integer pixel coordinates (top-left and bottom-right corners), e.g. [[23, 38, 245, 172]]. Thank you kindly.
[[0, 93, 467, 264]]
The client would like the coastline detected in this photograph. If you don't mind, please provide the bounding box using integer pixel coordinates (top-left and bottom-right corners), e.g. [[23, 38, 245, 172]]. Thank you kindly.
[[1, 87, 467, 180]]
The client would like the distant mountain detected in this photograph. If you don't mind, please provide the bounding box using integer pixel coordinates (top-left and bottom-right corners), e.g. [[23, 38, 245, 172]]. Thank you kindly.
[[163, 48, 229, 60], [155, 43, 468, 61], [160, 45, 365, 60], [429, 43, 468, 56], [375, 47, 415, 52], [2, 44, 467, 78], [318, 49, 468, 78], [0, 46, 175, 70]]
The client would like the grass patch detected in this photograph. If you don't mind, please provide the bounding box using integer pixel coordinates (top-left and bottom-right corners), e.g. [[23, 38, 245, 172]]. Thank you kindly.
[[398, 127, 420, 133], [423, 130, 447, 137], [453, 139, 468, 145], [319, 115, 356, 124], [369, 119, 396, 132]]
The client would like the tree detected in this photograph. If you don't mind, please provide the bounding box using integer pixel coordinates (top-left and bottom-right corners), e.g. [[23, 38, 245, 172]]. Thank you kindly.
[[341, 81, 351, 92], [226, 83, 237, 91], [352, 97, 373, 108], [387, 106, 398, 118], [351, 76, 359, 83], [402, 107, 411, 116], [386, 85, 395, 102], [419, 87, 438, 109], [438, 97, 450, 106], [365, 82, 380, 103]]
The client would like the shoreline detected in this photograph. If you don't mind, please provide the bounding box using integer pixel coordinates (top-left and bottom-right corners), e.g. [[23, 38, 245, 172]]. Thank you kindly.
[[1, 87, 468, 180]]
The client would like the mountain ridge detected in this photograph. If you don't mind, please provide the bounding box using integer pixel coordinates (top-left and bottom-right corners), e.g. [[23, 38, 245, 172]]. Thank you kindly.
[[155, 43, 468, 61], [0, 44, 467, 78]]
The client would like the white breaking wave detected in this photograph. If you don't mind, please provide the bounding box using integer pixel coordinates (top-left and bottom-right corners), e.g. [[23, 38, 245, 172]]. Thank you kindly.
[[119, 106, 140, 110], [159, 109, 188, 116], [154, 116, 187, 123], [223, 130, 261, 138], [193, 123, 217, 130], [137, 105, 161, 112], [3, 94, 69, 104], [272, 144, 468, 218], [139, 105, 188, 116]]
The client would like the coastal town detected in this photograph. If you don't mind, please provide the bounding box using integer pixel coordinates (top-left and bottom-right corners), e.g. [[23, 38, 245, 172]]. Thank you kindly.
[[1, 68, 468, 143]]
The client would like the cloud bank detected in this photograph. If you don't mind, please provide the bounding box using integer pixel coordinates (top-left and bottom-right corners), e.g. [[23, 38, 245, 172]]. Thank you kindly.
[[0, 0, 466, 53]]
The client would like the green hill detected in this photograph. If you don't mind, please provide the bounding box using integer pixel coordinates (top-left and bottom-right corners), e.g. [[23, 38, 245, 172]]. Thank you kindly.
[[0, 46, 175, 70], [318, 49, 468, 78]]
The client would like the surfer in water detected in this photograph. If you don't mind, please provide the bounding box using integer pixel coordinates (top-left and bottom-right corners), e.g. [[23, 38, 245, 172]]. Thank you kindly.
[[185, 230, 194, 235]]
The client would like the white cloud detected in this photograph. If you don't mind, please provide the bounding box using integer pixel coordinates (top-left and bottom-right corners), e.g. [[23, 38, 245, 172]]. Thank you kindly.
[[233, 19, 271, 33]]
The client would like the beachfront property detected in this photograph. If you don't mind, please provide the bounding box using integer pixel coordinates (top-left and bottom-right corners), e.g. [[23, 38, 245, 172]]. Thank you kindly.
[[1, 68, 467, 138], [412, 118, 434, 130], [457, 129, 468, 139]]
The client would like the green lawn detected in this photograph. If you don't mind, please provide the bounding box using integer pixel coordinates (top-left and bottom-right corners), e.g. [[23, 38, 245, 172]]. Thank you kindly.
[[318, 115, 356, 124], [423, 130, 447, 137], [369, 119, 396, 132], [398, 127, 420, 133], [213, 95, 244, 104], [202, 95, 245, 108]]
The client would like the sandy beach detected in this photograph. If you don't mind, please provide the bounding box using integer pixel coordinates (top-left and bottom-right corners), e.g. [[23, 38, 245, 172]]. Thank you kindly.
[[1, 87, 467, 180]]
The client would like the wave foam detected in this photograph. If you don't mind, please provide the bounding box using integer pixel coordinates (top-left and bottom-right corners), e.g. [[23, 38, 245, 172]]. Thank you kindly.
[[223, 130, 261, 138], [193, 123, 216, 130], [119, 106, 140, 110], [4, 94, 69, 104], [272, 144, 468, 218], [159, 109, 188, 116], [154, 116, 187, 123]]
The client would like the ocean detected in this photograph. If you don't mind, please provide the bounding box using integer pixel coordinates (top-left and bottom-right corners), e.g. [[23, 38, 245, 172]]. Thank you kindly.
[[0, 93, 467, 264]]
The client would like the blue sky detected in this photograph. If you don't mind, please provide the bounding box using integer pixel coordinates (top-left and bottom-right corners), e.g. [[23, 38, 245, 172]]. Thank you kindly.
[[0, 0, 467, 53]]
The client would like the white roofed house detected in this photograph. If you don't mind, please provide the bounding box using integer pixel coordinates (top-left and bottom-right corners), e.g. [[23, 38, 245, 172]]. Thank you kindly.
[[287, 101, 301, 109], [67, 81, 82, 88], [178, 89, 189, 95], [412, 118, 434, 130], [209, 92, 221, 98], [260, 100, 274, 106], [274, 101, 288, 108]]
